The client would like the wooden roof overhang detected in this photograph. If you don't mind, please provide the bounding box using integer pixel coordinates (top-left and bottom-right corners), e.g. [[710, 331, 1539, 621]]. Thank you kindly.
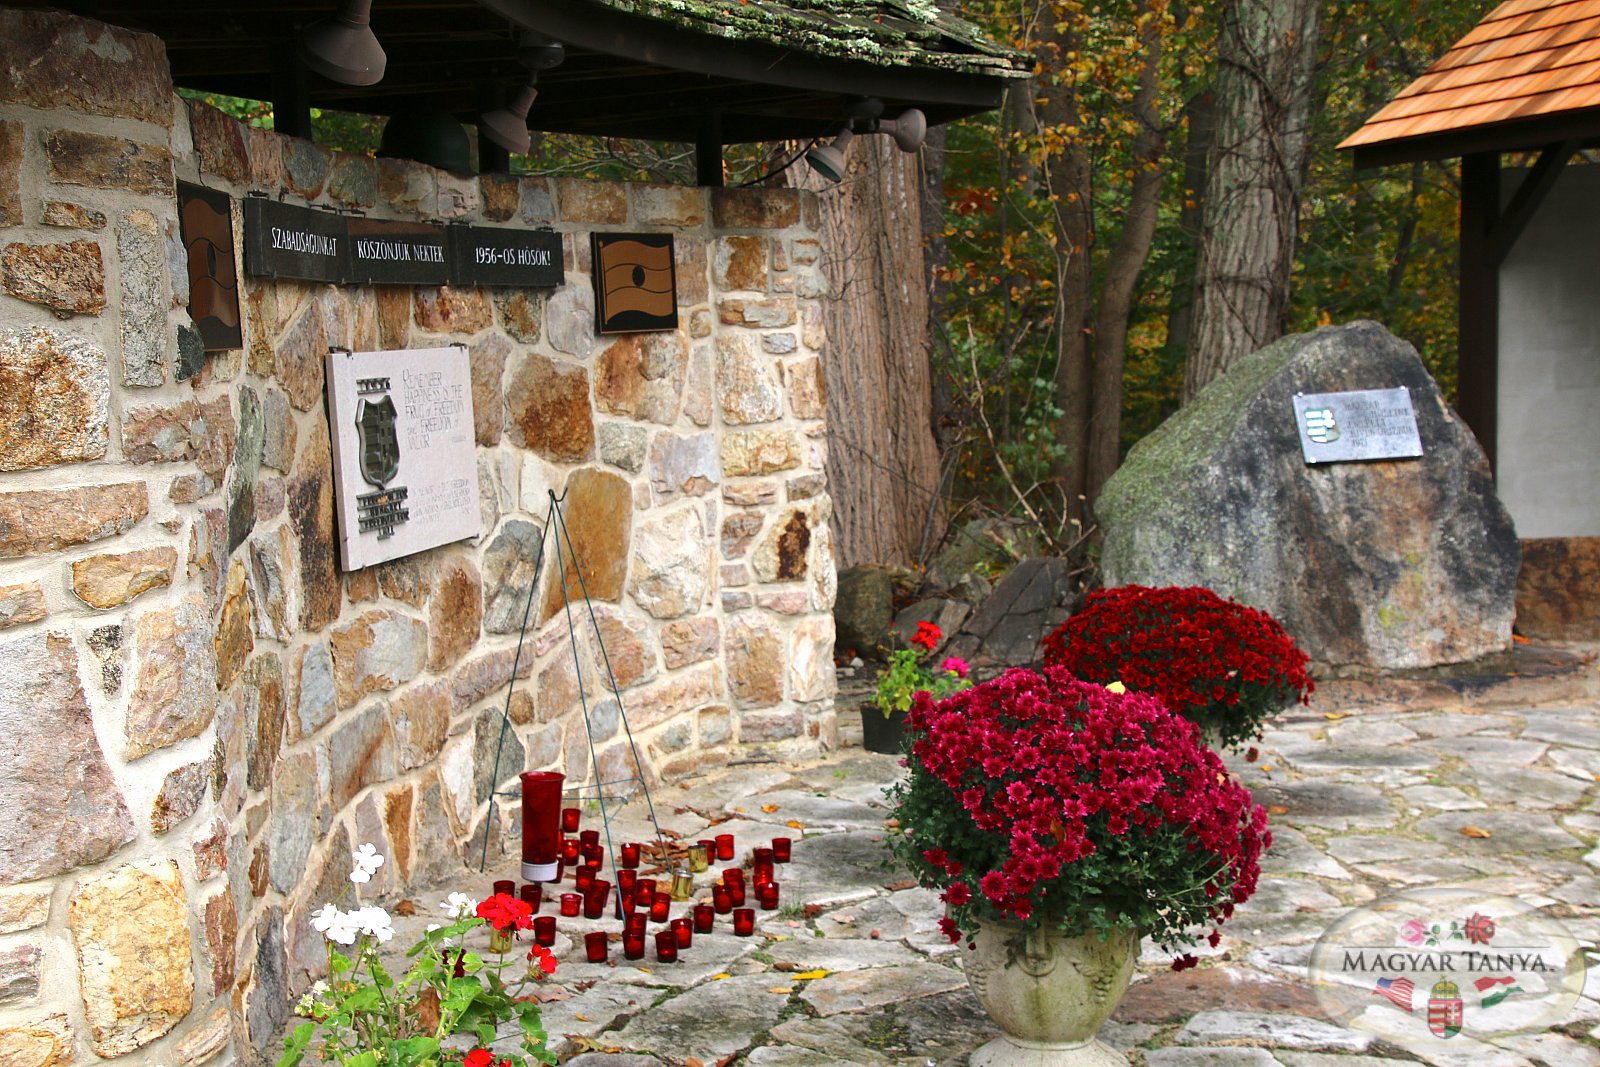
[[41, 0, 1027, 149]]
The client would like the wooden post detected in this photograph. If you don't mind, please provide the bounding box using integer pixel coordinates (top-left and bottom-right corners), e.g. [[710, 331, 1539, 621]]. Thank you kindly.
[[1458, 151, 1498, 476], [271, 45, 313, 141], [695, 110, 723, 188]]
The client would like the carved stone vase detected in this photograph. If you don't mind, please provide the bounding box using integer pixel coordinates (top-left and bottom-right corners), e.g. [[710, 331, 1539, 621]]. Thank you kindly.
[[964, 919, 1139, 1067]]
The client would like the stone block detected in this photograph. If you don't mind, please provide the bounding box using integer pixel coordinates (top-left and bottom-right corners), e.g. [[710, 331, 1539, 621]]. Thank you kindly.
[[595, 332, 689, 425], [539, 467, 631, 620], [427, 556, 482, 671], [718, 296, 796, 329], [555, 178, 628, 224], [628, 506, 711, 619], [174, 1008, 230, 1066], [68, 860, 194, 1056], [449, 646, 532, 713], [45, 129, 173, 197], [0, 1014, 73, 1067], [468, 331, 509, 446], [544, 283, 596, 359], [414, 285, 493, 334], [331, 609, 428, 708], [788, 616, 836, 702], [290, 418, 341, 631], [214, 559, 253, 690], [757, 590, 809, 614], [598, 422, 649, 472], [519, 177, 555, 222], [0, 121, 20, 228], [788, 356, 826, 419], [506, 351, 594, 463], [249, 524, 296, 642], [376, 156, 436, 215], [633, 182, 707, 226], [713, 235, 769, 291], [0, 945, 38, 1006], [392, 679, 451, 770], [1515, 536, 1600, 640], [752, 508, 811, 582], [70, 545, 175, 609], [712, 187, 801, 230], [323, 702, 398, 811], [265, 751, 315, 894], [41, 199, 105, 229], [125, 594, 218, 761], [282, 138, 331, 199], [0, 890, 49, 936], [121, 396, 234, 484], [0, 482, 146, 558], [725, 611, 784, 709], [720, 562, 750, 586], [649, 431, 719, 499], [763, 332, 797, 354], [482, 518, 545, 634], [0, 325, 108, 471], [493, 288, 542, 344], [715, 333, 783, 424], [0, 9, 172, 122], [188, 99, 249, 184], [722, 430, 801, 477], [721, 512, 764, 559], [147, 759, 210, 838], [480, 173, 519, 221], [275, 300, 328, 411], [328, 153, 379, 208], [624, 664, 721, 731], [116, 209, 168, 386], [662, 616, 720, 669], [2, 239, 105, 315]]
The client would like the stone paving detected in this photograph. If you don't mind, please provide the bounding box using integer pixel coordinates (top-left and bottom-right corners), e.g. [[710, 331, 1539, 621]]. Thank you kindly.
[[370, 646, 1600, 1067]]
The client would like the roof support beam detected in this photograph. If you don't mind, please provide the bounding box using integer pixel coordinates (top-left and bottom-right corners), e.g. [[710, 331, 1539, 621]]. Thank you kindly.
[[1458, 151, 1499, 476], [1489, 140, 1578, 267], [696, 109, 723, 188]]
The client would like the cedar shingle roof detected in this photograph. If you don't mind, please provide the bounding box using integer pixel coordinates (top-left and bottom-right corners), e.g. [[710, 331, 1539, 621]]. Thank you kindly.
[[1339, 0, 1600, 158]]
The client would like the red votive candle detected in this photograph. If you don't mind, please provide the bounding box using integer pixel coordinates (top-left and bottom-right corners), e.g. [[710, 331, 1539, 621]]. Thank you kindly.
[[560, 838, 580, 866], [533, 915, 556, 947], [772, 837, 792, 862], [493, 879, 515, 897], [655, 930, 678, 963], [672, 917, 693, 948], [715, 834, 735, 861], [623, 929, 646, 960], [621, 842, 641, 868], [625, 912, 647, 934], [583, 880, 612, 919], [753, 847, 774, 866], [520, 883, 542, 912], [649, 896, 670, 923], [584, 931, 608, 963], [732, 908, 755, 936], [520, 771, 565, 882], [561, 807, 581, 833], [583, 847, 604, 867], [723, 868, 744, 886], [727, 880, 747, 908], [617, 869, 638, 893], [712, 883, 732, 913], [617, 891, 636, 919], [752, 862, 774, 887], [697, 839, 717, 862], [580, 829, 600, 848], [636, 879, 656, 906], [758, 882, 780, 910], [559, 893, 581, 917]]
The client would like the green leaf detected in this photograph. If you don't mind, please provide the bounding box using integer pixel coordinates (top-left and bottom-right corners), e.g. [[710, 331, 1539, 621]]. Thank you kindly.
[[273, 1022, 316, 1067]]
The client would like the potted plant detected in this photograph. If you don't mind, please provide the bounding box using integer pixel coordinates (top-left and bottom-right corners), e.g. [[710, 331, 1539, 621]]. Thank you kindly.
[[865, 620, 970, 754], [1042, 584, 1313, 751], [277, 845, 559, 1067], [887, 667, 1269, 1065]]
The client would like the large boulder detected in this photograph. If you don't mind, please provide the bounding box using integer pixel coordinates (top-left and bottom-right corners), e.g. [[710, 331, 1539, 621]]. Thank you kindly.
[[1097, 321, 1518, 669]]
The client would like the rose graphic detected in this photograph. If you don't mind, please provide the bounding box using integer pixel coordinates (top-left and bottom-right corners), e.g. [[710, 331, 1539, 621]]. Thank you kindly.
[[1398, 919, 1427, 945], [1464, 913, 1496, 945]]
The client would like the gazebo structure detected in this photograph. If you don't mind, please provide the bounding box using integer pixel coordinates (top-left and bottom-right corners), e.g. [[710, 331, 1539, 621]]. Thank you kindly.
[[1340, 0, 1600, 638], [0, 4, 1024, 1065]]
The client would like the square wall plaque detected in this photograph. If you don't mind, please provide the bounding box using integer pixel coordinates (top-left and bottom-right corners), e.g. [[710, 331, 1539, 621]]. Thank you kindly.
[[592, 232, 678, 333]]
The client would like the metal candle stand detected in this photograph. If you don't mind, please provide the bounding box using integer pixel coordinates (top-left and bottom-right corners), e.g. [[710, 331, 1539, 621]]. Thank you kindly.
[[478, 488, 670, 881]]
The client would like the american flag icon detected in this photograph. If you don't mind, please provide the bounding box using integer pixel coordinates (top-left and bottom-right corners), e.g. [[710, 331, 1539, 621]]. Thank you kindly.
[[1373, 977, 1415, 1011]]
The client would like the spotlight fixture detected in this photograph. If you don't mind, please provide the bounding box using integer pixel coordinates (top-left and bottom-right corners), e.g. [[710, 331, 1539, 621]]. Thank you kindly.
[[298, 0, 386, 86], [804, 104, 928, 182], [479, 35, 566, 155]]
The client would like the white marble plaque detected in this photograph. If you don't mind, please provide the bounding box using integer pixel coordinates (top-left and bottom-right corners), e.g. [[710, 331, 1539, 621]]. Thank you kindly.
[[1293, 386, 1424, 464], [326, 346, 481, 570]]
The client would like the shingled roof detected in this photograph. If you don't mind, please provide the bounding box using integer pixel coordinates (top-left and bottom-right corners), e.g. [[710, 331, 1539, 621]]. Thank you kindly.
[[1340, 0, 1600, 166]]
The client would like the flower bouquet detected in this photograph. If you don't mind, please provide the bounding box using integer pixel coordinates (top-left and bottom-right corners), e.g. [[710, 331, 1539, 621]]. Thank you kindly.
[[886, 666, 1269, 964], [873, 620, 970, 717], [277, 844, 558, 1067], [1041, 584, 1313, 750]]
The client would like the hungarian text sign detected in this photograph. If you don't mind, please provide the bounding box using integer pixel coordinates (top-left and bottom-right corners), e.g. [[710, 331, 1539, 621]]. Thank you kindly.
[[1293, 386, 1424, 464]]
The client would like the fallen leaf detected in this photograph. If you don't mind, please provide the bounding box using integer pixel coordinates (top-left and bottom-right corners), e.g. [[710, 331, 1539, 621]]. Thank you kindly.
[[1261, 765, 1275, 772], [768, 986, 795, 994], [761, 804, 781, 813], [686, 1059, 705, 1067], [884, 879, 917, 891], [803, 903, 824, 919], [1267, 805, 1290, 815], [785, 820, 806, 830], [1324, 712, 1348, 721], [793, 969, 829, 980], [1460, 826, 1493, 839], [1512, 633, 1530, 645], [734, 806, 747, 814], [712, 972, 731, 980], [393, 899, 418, 917], [574, 1013, 591, 1022], [416, 987, 440, 1033], [869, 929, 881, 939]]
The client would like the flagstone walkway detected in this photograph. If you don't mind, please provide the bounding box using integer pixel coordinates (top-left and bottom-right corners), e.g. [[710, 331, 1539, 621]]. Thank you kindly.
[[374, 644, 1600, 1067]]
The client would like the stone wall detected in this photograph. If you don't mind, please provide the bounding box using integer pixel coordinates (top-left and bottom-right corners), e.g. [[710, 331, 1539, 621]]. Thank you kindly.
[[0, 8, 837, 1065]]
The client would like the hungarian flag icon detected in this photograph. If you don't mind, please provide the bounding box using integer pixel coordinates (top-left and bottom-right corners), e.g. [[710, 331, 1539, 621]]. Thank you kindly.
[[1428, 979, 1463, 1038]]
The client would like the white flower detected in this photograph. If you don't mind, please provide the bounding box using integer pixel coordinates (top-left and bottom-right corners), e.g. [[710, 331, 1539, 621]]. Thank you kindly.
[[351, 905, 395, 943], [315, 906, 360, 946], [350, 843, 386, 883], [311, 979, 329, 996], [426, 923, 442, 933], [440, 891, 475, 920], [310, 903, 342, 936]]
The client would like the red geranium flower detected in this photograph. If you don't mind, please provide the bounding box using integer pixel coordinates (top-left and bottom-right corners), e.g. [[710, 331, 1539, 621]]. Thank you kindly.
[[911, 621, 942, 651], [475, 893, 534, 934], [527, 943, 559, 975]]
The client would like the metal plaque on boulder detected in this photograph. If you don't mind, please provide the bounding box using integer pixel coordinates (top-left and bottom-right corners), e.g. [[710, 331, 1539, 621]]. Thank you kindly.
[[243, 197, 346, 282], [1293, 386, 1424, 464], [452, 226, 563, 287], [347, 217, 448, 285], [326, 346, 481, 571]]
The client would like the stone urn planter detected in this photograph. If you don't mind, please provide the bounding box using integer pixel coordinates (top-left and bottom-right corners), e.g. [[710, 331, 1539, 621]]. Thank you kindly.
[[964, 919, 1140, 1067]]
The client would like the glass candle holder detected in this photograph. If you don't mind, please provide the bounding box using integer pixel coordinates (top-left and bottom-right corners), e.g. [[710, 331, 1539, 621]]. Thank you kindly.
[[672, 917, 693, 948], [579, 829, 600, 849], [636, 879, 656, 906], [520, 771, 565, 882], [693, 903, 714, 932], [623, 929, 646, 960], [617, 869, 638, 893], [649, 896, 670, 923], [492, 879, 515, 898], [714, 834, 735, 861], [620, 842, 641, 868], [625, 913, 647, 938], [584, 931, 608, 963], [697, 839, 716, 864], [753, 847, 774, 866], [582, 881, 611, 919], [561, 807, 581, 833], [574, 867, 595, 893], [727, 880, 747, 908], [519, 883, 542, 912], [488, 928, 512, 953], [757, 881, 780, 910], [722, 867, 745, 886], [772, 837, 792, 862], [687, 844, 709, 873], [559, 893, 581, 918], [670, 867, 694, 902], [533, 915, 557, 947], [560, 838, 580, 866], [583, 847, 604, 866], [732, 908, 755, 936], [712, 883, 732, 914], [752, 862, 774, 887], [655, 930, 678, 963]]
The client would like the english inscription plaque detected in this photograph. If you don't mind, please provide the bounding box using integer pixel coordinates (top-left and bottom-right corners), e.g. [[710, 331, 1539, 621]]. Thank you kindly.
[[326, 346, 481, 571], [1293, 386, 1424, 464]]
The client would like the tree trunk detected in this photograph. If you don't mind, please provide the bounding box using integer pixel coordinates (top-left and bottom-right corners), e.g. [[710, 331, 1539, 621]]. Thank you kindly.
[[1163, 90, 1214, 364], [1184, 0, 1324, 400], [795, 137, 943, 568]]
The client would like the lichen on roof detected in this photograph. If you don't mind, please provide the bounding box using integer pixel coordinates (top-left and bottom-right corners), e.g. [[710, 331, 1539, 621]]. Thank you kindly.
[[603, 0, 1030, 76]]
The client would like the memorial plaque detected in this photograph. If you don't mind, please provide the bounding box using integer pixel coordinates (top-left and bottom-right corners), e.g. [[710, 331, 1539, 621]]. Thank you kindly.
[[451, 226, 563, 288], [347, 217, 449, 285], [242, 197, 347, 282], [1293, 386, 1424, 464], [592, 232, 677, 333], [177, 181, 242, 352], [326, 346, 481, 571]]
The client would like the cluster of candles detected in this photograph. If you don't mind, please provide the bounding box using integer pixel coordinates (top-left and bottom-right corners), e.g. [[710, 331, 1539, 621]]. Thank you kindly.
[[509, 780, 794, 965]]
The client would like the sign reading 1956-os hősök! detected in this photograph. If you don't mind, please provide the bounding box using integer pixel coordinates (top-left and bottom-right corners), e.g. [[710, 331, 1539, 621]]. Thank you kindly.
[[242, 197, 562, 288]]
